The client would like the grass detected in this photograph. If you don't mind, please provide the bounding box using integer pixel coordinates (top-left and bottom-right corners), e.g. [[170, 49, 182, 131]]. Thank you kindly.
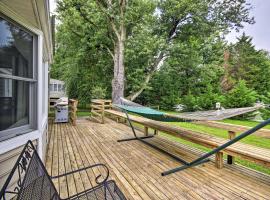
[[222, 119, 270, 129], [77, 111, 91, 117], [49, 108, 90, 117]]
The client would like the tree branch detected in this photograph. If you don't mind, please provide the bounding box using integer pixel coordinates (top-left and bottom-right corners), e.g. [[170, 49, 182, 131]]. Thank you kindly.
[[105, 46, 115, 60], [96, 0, 121, 40], [127, 15, 192, 101], [75, 4, 98, 28]]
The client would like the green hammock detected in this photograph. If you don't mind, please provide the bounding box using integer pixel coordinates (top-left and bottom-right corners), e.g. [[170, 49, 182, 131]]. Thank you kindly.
[[115, 98, 263, 122], [115, 104, 185, 122]]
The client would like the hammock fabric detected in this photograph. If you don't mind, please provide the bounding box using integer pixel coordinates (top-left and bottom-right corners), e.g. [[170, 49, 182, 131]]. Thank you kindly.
[[115, 98, 263, 122]]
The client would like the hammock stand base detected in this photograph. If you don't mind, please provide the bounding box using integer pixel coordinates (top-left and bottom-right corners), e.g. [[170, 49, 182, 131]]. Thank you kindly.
[[118, 108, 211, 175], [117, 135, 154, 142], [118, 136, 193, 166]]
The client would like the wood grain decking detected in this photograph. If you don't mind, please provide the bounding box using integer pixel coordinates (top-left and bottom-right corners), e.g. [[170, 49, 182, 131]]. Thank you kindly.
[[46, 118, 270, 200]]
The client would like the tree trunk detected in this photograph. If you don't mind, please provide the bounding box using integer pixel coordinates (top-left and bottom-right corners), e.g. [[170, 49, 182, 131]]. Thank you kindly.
[[109, 0, 127, 104], [112, 38, 125, 104]]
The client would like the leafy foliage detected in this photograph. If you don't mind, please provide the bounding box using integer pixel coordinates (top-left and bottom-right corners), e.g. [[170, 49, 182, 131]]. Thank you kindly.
[[52, 0, 268, 114], [224, 80, 258, 108]]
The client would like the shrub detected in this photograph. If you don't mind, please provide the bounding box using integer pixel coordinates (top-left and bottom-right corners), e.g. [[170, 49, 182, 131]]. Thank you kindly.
[[224, 80, 257, 108]]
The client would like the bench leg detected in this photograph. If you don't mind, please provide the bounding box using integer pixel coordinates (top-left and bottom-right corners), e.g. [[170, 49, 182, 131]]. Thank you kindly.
[[144, 126, 149, 136], [227, 131, 236, 164], [215, 152, 224, 169], [227, 155, 234, 165]]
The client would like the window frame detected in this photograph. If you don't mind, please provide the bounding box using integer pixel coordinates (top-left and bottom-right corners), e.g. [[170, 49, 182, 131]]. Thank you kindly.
[[0, 14, 38, 141]]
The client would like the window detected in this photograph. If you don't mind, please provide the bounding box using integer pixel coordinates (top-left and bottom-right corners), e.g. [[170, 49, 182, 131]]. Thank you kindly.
[[58, 84, 62, 92], [0, 16, 37, 141], [53, 84, 57, 91], [49, 84, 53, 91], [62, 84, 65, 92]]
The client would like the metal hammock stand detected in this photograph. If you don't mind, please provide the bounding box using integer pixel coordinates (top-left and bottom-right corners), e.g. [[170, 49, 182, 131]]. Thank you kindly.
[[0, 140, 127, 200], [116, 98, 270, 176]]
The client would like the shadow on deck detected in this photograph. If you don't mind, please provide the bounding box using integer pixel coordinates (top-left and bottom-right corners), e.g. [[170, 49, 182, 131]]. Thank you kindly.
[[46, 118, 270, 200]]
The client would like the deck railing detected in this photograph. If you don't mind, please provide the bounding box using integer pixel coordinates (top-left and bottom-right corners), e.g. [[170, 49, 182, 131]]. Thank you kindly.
[[90, 99, 112, 123], [69, 99, 78, 126]]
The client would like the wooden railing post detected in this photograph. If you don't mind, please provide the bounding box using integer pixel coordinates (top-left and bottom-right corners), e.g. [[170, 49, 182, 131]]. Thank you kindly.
[[227, 130, 236, 164], [69, 99, 78, 126], [215, 152, 224, 169], [101, 101, 105, 124], [90, 99, 111, 124]]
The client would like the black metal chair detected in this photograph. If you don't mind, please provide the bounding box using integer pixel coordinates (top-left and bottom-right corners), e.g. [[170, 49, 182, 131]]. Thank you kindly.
[[0, 140, 126, 200]]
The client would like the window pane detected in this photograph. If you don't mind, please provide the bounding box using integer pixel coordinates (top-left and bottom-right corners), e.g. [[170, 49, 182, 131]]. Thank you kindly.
[[0, 17, 33, 78], [54, 84, 57, 91], [49, 84, 53, 91], [58, 84, 62, 92], [0, 78, 29, 131]]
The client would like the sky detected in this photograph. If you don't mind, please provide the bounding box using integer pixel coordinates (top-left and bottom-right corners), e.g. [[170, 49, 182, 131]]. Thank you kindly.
[[49, 0, 270, 52], [226, 0, 270, 52]]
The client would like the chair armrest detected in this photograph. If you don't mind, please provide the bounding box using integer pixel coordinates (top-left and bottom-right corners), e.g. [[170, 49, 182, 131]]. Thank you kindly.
[[50, 163, 109, 185]]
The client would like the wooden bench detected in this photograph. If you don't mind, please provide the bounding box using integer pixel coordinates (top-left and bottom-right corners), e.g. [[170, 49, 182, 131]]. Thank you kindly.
[[194, 120, 270, 138], [105, 109, 270, 170]]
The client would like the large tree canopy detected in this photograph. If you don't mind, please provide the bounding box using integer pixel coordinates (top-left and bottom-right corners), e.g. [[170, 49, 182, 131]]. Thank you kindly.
[[52, 0, 255, 105]]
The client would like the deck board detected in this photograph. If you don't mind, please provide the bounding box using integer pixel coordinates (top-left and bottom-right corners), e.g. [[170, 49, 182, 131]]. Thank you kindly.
[[46, 118, 270, 200]]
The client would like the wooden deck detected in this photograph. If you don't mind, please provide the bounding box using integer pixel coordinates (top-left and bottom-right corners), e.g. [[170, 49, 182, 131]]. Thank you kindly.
[[46, 118, 270, 200]]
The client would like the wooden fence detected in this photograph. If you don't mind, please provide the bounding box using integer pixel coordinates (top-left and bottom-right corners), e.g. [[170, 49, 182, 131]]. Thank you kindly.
[[90, 99, 112, 124]]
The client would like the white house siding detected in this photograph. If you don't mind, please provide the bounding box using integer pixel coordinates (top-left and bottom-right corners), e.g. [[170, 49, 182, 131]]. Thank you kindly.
[[0, 0, 52, 192]]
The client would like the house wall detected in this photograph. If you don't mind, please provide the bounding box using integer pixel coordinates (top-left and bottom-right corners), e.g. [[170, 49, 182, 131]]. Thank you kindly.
[[0, 0, 51, 191]]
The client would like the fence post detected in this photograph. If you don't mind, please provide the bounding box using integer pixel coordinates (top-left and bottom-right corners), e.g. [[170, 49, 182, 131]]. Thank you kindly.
[[227, 130, 236, 164], [215, 152, 224, 169], [101, 101, 105, 124]]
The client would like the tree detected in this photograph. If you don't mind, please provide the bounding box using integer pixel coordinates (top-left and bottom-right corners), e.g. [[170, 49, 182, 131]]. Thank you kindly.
[[225, 80, 257, 108], [139, 36, 225, 110], [53, 0, 254, 103], [227, 33, 270, 96], [127, 0, 254, 100]]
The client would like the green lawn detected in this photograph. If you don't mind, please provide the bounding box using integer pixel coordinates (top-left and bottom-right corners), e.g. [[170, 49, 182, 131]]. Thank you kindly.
[[77, 111, 91, 117], [222, 119, 270, 129], [49, 108, 90, 117]]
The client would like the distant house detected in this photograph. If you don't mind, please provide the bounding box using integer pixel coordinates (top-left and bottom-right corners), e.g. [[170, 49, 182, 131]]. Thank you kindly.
[[0, 0, 52, 189], [49, 79, 66, 104]]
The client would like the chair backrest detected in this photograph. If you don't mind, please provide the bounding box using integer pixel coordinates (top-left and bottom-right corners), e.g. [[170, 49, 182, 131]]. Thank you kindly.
[[0, 141, 60, 200]]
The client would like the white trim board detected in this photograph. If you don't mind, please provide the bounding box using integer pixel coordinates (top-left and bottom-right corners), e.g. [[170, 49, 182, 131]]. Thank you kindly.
[[0, 2, 43, 35], [0, 131, 39, 155]]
